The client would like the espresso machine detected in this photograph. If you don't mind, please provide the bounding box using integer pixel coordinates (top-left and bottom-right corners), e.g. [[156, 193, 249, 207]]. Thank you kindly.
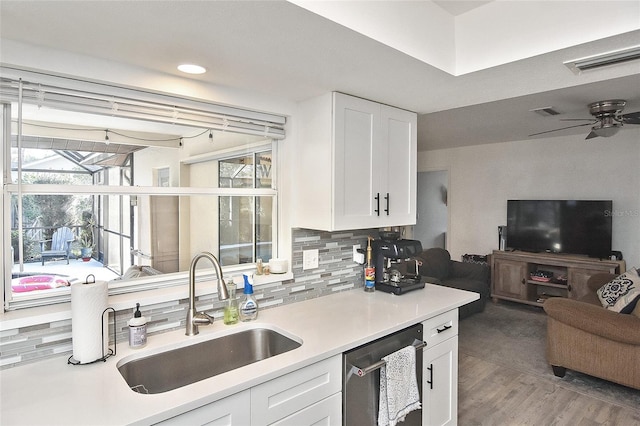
[[372, 232, 424, 295]]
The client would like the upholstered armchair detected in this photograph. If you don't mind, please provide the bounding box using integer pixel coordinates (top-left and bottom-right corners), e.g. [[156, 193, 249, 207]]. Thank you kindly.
[[543, 273, 640, 390]]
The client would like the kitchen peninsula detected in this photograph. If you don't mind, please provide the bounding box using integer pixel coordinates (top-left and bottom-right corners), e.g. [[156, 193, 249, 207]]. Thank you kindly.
[[0, 284, 477, 425]]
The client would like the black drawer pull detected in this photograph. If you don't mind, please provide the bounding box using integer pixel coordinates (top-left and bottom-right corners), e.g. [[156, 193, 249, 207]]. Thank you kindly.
[[436, 325, 452, 333], [427, 364, 433, 389]]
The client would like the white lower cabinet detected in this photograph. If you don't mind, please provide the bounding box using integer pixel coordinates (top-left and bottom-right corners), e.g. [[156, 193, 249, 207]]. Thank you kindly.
[[152, 312, 461, 426], [269, 393, 342, 426], [155, 390, 250, 425], [423, 336, 458, 426], [422, 310, 459, 426], [154, 355, 342, 426], [251, 355, 342, 425]]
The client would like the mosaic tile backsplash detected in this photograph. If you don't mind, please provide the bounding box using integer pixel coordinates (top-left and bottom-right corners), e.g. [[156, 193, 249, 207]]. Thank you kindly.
[[0, 228, 375, 369]]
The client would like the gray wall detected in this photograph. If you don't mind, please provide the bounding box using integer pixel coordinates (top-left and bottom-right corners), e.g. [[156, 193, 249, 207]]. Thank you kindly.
[[415, 170, 448, 250]]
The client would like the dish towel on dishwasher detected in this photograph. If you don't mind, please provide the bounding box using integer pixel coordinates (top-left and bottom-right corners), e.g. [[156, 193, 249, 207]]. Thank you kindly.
[[378, 345, 421, 426]]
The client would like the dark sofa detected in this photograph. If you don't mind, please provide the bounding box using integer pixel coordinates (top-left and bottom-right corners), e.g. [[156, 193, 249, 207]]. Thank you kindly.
[[415, 248, 490, 319]]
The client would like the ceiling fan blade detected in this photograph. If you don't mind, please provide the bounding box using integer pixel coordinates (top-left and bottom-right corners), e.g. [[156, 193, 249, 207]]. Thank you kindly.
[[620, 111, 640, 124], [585, 131, 599, 140], [560, 118, 596, 122], [528, 122, 593, 137]]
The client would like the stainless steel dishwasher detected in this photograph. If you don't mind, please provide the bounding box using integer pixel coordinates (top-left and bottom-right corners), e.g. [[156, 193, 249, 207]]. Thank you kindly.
[[343, 323, 425, 425]]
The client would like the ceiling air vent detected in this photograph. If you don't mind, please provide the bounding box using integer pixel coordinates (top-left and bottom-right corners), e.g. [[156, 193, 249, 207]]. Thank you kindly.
[[530, 106, 560, 117], [564, 46, 640, 74]]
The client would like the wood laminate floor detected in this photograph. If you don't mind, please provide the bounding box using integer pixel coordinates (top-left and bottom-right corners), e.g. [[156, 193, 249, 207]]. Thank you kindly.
[[458, 353, 640, 425]]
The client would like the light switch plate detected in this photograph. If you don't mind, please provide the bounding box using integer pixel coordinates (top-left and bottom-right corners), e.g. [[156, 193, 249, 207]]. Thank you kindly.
[[302, 249, 319, 270]]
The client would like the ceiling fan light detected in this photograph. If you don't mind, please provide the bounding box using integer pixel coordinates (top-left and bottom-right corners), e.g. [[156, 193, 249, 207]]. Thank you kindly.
[[592, 124, 621, 138]]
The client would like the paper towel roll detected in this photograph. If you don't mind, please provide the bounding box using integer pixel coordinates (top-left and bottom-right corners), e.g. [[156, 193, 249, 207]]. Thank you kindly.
[[71, 280, 109, 363]]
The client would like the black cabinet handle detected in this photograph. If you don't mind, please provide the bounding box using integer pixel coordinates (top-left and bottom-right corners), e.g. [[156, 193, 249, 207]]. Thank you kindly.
[[374, 193, 380, 216], [384, 193, 389, 215], [427, 364, 433, 389], [436, 324, 452, 333]]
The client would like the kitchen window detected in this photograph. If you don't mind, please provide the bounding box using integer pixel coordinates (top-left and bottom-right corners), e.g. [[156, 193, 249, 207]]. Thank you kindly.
[[1, 67, 285, 310], [219, 151, 273, 265]]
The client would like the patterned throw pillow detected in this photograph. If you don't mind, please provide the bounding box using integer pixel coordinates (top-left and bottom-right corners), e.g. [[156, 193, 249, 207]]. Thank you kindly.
[[597, 268, 640, 314]]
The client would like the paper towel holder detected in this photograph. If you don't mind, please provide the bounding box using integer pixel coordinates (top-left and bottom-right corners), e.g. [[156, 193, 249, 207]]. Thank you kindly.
[[68, 305, 117, 366]]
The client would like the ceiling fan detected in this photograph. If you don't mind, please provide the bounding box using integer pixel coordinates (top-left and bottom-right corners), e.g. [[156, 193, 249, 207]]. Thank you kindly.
[[530, 99, 640, 139]]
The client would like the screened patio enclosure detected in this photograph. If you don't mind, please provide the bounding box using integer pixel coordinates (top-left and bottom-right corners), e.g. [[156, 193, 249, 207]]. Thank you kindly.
[[10, 136, 140, 287]]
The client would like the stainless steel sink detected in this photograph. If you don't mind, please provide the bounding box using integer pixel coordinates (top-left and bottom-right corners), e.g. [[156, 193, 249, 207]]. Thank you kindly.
[[117, 327, 301, 394]]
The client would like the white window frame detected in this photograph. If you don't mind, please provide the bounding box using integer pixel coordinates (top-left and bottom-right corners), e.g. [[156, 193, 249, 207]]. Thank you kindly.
[[1, 68, 285, 311]]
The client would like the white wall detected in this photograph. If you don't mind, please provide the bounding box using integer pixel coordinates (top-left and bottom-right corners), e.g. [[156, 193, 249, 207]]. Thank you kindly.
[[417, 129, 640, 267], [455, 1, 640, 74], [290, 0, 456, 73]]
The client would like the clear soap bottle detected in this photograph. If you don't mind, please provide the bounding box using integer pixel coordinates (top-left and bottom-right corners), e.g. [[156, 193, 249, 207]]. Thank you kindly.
[[239, 274, 258, 321], [223, 277, 239, 325]]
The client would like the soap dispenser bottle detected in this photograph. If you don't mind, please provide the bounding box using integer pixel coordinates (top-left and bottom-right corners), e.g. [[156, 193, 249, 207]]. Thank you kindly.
[[128, 303, 147, 349], [239, 274, 258, 321], [223, 276, 239, 325]]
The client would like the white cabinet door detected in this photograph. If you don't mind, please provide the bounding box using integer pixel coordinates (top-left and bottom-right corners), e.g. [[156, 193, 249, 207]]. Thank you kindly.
[[378, 104, 417, 228], [333, 93, 381, 230], [251, 355, 342, 425], [270, 393, 342, 426], [155, 356, 341, 426], [333, 93, 417, 230], [154, 390, 250, 426], [423, 336, 458, 426]]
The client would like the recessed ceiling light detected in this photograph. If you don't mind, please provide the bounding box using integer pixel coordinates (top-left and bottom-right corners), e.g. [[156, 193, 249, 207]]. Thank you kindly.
[[177, 64, 206, 74]]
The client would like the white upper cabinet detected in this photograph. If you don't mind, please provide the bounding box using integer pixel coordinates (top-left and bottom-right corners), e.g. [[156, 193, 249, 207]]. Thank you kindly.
[[295, 92, 417, 231]]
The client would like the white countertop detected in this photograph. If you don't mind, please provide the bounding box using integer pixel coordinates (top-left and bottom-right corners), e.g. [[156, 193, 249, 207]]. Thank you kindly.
[[0, 284, 477, 425]]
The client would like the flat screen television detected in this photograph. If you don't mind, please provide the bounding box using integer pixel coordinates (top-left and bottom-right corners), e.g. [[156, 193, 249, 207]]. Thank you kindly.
[[506, 200, 612, 258]]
